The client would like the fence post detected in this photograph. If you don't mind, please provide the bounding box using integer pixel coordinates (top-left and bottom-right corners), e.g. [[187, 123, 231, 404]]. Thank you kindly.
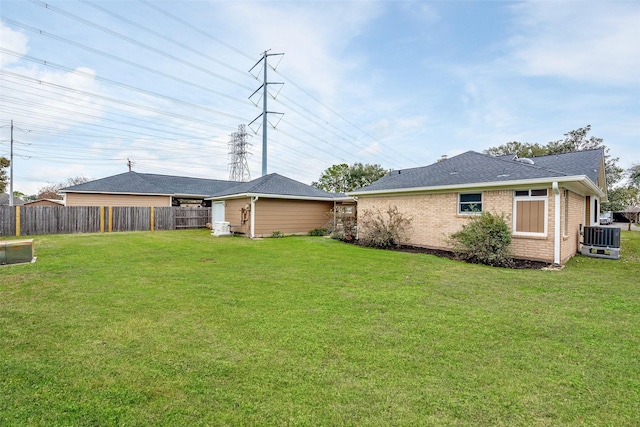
[[100, 206, 105, 233], [108, 206, 113, 233], [15, 206, 20, 237], [150, 207, 155, 231]]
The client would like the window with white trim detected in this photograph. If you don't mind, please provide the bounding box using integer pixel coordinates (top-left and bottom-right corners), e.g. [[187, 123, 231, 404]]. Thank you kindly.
[[459, 193, 482, 214], [513, 189, 548, 236]]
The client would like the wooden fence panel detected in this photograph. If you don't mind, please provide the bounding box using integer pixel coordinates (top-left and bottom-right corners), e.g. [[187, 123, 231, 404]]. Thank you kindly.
[[0, 206, 16, 236], [0, 206, 211, 236], [17, 207, 102, 236], [175, 207, 211, 229], [154, 207, 174, 231], [112, 207, 150, 232]]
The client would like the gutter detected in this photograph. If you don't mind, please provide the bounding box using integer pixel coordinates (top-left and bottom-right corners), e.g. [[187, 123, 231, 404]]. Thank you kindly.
[[206, 193, 354, 202], [348, 175, 604, 198]]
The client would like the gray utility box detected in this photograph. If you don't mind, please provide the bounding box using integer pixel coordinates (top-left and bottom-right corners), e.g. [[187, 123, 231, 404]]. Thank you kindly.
[[580, 226, 620, 260], [0, 239, 35, 265]]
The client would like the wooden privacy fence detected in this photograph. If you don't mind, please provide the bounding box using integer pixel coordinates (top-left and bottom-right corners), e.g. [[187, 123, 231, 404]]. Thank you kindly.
[[0, 206, 211, 237]]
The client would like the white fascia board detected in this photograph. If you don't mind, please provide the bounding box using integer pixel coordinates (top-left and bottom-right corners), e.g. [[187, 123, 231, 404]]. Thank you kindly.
[[349, 176, 605, 197], [207, 193, 351, 202]]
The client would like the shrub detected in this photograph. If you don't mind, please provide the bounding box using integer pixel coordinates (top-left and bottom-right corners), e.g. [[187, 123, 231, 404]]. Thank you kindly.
[[270, 231, 285, 238], [308, 228, 327, 236], [448, 211, 513, 267], [357, 206, 412, 248], [325, 208, 357, 242]]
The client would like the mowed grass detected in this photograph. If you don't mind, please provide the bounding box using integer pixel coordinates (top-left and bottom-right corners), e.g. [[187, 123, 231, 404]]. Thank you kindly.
[[1, 230, 639, 426]]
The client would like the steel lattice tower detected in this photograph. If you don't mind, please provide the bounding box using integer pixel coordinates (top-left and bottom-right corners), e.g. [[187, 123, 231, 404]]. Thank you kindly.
[[228, 124, 252, 182]]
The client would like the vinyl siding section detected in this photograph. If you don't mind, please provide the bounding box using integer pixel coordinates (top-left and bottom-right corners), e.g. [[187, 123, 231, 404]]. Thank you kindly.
[[254, 199, 334, 237], [65, 193, 171, 207], [224, 198, 252, 235]]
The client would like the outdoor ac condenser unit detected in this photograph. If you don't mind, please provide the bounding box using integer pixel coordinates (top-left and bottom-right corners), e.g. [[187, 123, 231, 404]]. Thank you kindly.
[[212, 221, 231, 237], [580, 226, 620, 260]]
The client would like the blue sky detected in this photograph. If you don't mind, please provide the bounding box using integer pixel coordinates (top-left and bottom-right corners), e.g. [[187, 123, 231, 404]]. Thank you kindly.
[[1, 0, 639, 196]]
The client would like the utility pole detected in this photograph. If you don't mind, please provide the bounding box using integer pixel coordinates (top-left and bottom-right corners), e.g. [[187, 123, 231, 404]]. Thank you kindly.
[[248, 50, 284, 176], [9, 120, 14, 207], [127, 158, 135, 172]]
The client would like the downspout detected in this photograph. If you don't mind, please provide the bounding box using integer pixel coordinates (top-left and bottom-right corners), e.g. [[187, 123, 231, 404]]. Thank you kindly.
[[250, 196, 259, 238], [553, 182, 561, 265]]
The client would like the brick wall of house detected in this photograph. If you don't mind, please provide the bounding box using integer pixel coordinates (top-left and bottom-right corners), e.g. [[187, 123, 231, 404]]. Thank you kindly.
[[357, 187, 584, 264], [560, 189, 586, 263]]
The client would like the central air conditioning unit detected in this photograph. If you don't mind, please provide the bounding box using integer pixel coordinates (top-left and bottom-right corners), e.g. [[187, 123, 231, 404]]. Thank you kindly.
[[212, 221, 231, 236], [580, 226, 620, 260]]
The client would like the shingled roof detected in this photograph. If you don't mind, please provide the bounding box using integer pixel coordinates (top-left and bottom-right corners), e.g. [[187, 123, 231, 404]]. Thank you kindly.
[[350, 149, 605, 195], [0, 192, 25, 206], [208, 173, 350, 201], [59, 171, 238, 197]]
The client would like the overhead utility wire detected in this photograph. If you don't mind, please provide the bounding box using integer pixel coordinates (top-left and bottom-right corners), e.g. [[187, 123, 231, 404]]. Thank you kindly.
[[78, 1, 251, 81], [2, 83, 228, 140], [1, 93, 222, 143], [133, 0, 391, 165], [0, 18, 253, 106], [0, 68, 245, 129], [27, 0, 254, 91], [275, 69, 420, 166], [133, 0, 419, 167], [138, 0, 255, 62]]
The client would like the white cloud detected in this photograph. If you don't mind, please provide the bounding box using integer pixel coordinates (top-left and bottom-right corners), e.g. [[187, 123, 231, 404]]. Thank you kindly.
[[509, 1, 640, 85], [0, 22, 29, 67]]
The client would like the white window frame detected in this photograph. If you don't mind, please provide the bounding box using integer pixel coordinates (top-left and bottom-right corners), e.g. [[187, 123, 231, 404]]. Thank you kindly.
[[513, 189, 548, 237], [458, 192, 483, 215]]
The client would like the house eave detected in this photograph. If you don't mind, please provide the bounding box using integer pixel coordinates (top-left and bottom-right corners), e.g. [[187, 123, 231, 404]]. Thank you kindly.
[[207, 193, 353, 202], [348, 175, 605, 198]]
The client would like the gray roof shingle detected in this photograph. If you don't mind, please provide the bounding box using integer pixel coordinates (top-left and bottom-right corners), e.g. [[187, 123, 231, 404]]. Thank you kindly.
[[209, 173, 343, 199], [351, 149, 604, 194], [1, 192, 25, 206], [60, 172, 238, 197]]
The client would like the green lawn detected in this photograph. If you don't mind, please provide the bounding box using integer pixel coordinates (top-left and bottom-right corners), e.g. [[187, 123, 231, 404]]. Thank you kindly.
[[1, 230, 639, 426]]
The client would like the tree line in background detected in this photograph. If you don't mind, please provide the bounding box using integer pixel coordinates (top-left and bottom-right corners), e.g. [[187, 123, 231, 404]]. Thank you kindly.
[[2, 125, 639, 211], [0, 165, 90, 202], [483, 125, 638, 213], [313, 126, 640, 215]]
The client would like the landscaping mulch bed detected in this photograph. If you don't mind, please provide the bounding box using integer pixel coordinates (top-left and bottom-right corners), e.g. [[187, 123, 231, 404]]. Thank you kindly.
[[368, 243, 551, 270]]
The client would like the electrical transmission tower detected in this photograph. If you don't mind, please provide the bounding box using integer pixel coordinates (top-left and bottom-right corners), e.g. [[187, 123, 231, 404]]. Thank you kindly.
[[228, 124, 252, 182], [248, 50, 284, 176]]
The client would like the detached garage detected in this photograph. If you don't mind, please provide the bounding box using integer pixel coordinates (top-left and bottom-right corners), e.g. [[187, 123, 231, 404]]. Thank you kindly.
[[207, 173, 354, 238]]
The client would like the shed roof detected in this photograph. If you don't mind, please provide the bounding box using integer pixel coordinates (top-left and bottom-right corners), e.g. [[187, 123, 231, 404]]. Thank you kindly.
[[349, 149, 605, 195]]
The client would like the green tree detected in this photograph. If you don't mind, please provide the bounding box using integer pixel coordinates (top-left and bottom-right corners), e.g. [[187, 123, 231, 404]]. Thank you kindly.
[[484, 126, 624, 210], [629, 163, 640, 188], [0, 156, 9, 193], [483, 141, 548, 158], [312, 163, 388, 193], [37, 176, 91, 200]]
